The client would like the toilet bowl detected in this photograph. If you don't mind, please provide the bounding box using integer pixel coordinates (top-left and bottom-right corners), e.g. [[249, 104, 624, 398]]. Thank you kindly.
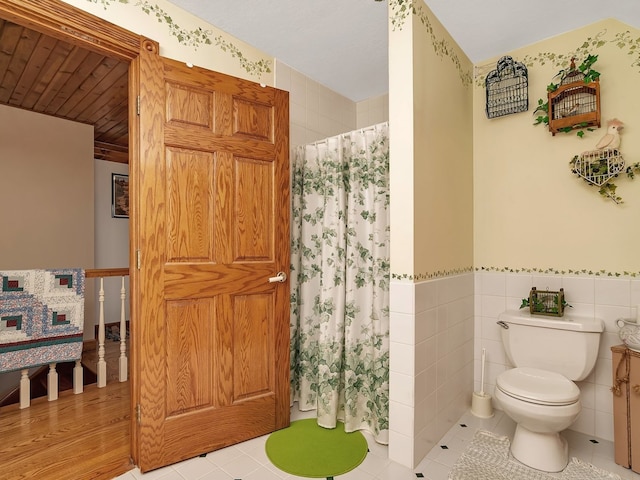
[[493, 310, 603, 473], [495, 367, 581, 472]]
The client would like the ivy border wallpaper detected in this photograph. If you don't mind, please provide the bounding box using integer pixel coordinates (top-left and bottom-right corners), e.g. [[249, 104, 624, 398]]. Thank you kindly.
[[84, 0, 272, 76]]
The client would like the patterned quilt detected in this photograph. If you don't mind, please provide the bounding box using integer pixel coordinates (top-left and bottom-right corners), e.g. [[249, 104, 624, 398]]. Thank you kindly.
[[0, 269, 85, 373]]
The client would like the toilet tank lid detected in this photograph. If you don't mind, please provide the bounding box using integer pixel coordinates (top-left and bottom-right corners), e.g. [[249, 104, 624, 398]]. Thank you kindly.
[[499, 309, 604, 333]]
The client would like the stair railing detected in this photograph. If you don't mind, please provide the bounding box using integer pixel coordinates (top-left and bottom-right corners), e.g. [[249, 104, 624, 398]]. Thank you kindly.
[[11, 268, 130, 409], [86, 268, 130, 388]]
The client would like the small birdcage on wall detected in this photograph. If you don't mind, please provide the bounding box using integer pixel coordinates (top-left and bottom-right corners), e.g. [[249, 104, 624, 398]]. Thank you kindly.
[[548, 60, 600, 135], [570, 148, 625, 187], [485, 56, 528, 119]]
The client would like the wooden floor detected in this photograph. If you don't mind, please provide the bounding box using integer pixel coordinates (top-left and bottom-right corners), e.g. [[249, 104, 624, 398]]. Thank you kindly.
[[0, 346, 133, 480]]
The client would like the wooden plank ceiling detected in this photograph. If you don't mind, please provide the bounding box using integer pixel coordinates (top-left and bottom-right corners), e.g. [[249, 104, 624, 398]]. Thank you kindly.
[[0, 19, 129, 163]]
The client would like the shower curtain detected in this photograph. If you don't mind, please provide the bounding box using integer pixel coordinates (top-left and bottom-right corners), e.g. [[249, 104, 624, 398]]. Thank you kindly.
[[290, 122, 390, 443]]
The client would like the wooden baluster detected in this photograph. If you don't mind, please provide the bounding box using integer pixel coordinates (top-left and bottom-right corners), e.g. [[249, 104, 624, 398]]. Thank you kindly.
[[73, 359, 83, 394], [19, 369, 30, 409], [97, 277, 107, 387], [47, 363, 58, 401], [119, 276, 128, 382]]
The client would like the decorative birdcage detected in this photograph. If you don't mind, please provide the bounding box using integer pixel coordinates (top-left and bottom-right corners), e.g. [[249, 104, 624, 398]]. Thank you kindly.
[[485, 56, 528, 119], [527, 287, 566, 317], [570, 148, 625, 187], [569, 147, 626, 203], [548, 68, 600, 135]]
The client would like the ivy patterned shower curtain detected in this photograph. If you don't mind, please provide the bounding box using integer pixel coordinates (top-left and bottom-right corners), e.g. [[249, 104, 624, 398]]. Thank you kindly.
[[290, 122, 390, 443]]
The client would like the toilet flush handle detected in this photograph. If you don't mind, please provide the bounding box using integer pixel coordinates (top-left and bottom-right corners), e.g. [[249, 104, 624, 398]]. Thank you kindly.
[[496, 320, 509, 329]]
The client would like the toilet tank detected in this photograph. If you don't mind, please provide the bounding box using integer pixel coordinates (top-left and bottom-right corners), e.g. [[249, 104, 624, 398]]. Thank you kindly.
[[498, 309, 604, 381]]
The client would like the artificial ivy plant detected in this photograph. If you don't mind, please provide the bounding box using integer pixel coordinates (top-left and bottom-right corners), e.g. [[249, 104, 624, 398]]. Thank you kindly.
[[569, 159, 640, 203]]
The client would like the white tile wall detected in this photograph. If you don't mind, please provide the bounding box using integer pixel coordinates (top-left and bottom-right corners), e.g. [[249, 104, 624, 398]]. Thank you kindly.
[[275, 60, 357, 148], [389, 274, 474, 468], [274, 60, 388, 151], [475, 271, 640, 442], [356, 94, 390, 129]]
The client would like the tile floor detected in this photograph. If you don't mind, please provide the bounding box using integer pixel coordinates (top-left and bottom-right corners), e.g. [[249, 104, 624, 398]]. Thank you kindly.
[[115, 408, 640, 480]]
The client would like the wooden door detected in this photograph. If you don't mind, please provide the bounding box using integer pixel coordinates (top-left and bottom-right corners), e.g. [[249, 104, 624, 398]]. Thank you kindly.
[[132, 40, 290, 472]]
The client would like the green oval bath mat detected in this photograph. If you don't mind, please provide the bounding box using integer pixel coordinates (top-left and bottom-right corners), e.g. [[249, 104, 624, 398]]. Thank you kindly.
[[265, 418, 368, 478]]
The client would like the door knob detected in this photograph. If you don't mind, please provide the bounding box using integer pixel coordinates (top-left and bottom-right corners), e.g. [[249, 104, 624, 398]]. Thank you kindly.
[[268, 272, 287, 283]]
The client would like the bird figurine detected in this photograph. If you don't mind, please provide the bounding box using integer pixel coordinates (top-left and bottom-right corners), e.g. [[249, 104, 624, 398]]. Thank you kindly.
[[595, 118, 624, 150], [560, 102, 580, 117]]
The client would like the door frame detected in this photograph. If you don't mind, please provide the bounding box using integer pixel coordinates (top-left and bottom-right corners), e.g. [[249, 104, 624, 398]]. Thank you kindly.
[[0, 0, 143, 464]]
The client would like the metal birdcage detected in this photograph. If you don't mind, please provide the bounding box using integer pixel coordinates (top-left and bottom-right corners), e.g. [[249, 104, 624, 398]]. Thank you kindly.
[[485, 56, 529, 119]]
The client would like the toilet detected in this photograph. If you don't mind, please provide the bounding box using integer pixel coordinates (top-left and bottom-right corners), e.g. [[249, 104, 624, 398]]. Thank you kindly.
[[494, 309, 604, 472]]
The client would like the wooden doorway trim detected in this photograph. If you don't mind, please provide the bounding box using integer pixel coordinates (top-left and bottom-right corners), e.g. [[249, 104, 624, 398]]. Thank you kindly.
[[0, 0, 140, 61], [0, 0, 144, 466]]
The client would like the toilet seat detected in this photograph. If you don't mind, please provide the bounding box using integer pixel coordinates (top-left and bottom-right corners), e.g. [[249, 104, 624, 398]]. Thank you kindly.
[[497, 367, 580, 406]]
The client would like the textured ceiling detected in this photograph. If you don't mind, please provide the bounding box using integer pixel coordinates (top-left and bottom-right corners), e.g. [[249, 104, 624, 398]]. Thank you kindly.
[[167, 0, 640, 102]]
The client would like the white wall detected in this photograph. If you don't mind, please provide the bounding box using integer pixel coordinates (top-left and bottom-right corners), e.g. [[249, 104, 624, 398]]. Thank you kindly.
[[94, 160, 130, 330]]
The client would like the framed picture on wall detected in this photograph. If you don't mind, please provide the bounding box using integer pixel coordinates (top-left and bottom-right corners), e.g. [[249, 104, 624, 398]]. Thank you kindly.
[[112, 173, 129, 219]]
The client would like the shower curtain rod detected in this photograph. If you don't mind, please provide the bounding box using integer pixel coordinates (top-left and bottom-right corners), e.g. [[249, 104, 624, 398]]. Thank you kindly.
[[306, 121, 388, 147]]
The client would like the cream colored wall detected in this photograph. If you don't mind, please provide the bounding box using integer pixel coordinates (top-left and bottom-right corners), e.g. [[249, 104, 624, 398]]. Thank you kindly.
[[474, 19, 640, 274], [62, 0, 274, 87], [388, 1, 475, 468], [0, 104, 95, 337], [412, 10, 474, 278], [0, 105, 94, 270], [389, 3, 474, 280]]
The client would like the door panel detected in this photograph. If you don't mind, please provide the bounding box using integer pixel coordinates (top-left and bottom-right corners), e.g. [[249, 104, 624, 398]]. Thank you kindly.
[[134, 41, 289, 472], [233, 293, 274, 400], [165, 148, 215, 262], [235, 157, 273, 260], [165, 299, 214, 415]]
